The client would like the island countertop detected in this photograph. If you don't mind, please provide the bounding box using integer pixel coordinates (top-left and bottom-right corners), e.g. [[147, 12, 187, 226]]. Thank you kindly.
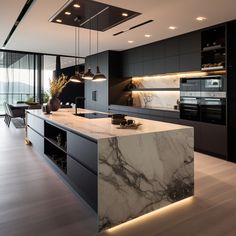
[[26, 108, 191, 140], [26, 108, 194, 232]]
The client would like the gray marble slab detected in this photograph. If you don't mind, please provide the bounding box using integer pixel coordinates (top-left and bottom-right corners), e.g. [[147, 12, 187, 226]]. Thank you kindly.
[[98, 128, 194, 231]]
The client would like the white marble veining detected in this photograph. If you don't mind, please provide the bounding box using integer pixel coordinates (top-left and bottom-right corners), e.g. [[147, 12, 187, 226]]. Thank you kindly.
[[27, 108, 190, 140], [133, 76, 179, 89], [132, 91, 180, 109], [132, 76, 180, 109], [98, 128, 194, 231]]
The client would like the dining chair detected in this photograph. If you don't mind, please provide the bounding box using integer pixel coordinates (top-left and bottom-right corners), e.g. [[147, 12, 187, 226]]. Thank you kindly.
[[4, 102, 25, 127]]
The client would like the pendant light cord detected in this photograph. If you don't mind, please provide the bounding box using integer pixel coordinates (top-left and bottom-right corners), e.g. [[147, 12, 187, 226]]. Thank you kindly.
[[89, 20, 91, 56], [96, 15, 99, 66], [77, 23, 80, 72], [74, 25, 77, 72]]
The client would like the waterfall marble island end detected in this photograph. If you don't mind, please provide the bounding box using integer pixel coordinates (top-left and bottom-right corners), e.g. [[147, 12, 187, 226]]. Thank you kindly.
[[26, 108, 194, 232]]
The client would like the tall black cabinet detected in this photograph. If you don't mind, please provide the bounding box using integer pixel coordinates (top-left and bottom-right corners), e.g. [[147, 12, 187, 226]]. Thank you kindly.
[[84, 51, 122, 112], [227, 20, 236, 162]]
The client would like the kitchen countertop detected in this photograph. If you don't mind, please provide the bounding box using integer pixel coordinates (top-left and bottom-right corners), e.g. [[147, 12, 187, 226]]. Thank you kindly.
[[27, 108, 189, 140], [109, 104, 180, 112]]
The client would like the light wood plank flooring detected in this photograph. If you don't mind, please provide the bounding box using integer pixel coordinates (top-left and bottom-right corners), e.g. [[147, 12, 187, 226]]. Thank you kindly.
[[1, 118, 236, 236]]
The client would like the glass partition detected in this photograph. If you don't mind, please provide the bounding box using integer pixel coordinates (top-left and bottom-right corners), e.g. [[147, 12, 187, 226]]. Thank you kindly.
[[0, 51, 37, 114]]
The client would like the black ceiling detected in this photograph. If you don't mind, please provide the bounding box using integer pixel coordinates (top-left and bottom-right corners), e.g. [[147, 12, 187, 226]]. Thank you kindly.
[[49, 0, 141, 31]]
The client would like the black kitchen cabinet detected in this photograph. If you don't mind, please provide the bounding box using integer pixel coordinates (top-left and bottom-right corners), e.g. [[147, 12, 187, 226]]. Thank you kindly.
[[227, 20, 236, 163], [85, 51, 122, 111], [26, 112, 98, 211], [152, 58, 166, 74], [121, 30, 201, 77], [179, 31, 201, 54], [179, 52, 201, 72], [165, 37, 179, 57], [67, 131, 97, 173], [165, 56, 179, 73], [67, 156, 97, 211]]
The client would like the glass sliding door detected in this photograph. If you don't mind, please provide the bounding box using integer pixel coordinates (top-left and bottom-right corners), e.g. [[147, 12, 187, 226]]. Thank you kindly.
[[0, 51, 37, 115]]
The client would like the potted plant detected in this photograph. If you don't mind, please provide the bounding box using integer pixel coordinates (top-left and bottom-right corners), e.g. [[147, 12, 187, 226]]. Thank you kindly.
[[48, 74, 69, 111]]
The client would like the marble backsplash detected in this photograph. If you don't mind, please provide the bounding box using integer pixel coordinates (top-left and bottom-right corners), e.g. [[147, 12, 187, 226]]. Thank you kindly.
[[132, 91, 180, 109], [132, 75, 180, 109]]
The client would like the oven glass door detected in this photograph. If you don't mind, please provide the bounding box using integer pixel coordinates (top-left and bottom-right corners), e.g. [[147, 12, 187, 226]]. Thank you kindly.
[[200, 104, 226, 125], [180, 78, 201, 91], [201, 76, 224, 91]]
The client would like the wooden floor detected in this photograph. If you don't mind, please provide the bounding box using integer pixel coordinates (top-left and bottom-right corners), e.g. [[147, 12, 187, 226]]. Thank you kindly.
[[1, 118, 236, 236]]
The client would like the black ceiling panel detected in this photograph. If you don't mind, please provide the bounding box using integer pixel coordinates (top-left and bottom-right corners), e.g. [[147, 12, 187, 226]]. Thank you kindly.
[[49, 0, 141, 31]]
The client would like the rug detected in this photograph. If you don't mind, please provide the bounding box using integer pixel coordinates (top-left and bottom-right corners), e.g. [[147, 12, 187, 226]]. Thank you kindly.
[[11, 118, 25, 128]]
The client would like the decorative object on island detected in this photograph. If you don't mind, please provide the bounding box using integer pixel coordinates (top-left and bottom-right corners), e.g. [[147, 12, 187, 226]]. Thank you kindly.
[[48, 74, 69, 111], [117, 119, 142, 129], [111, 114, 126, 124], [70, 16, 83, 83], [42, 104, 51, 114], [92, 15, 106, 82]]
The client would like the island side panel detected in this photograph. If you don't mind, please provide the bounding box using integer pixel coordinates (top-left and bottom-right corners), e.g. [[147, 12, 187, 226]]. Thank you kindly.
[[97, 128, 194, 231]]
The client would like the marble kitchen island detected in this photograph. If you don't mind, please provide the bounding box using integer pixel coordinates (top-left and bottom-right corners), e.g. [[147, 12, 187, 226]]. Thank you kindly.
[[26, 108, 194, 232]]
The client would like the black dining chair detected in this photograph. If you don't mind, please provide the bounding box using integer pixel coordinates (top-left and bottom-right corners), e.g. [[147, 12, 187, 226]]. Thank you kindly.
[[3, 102, 25, 127]]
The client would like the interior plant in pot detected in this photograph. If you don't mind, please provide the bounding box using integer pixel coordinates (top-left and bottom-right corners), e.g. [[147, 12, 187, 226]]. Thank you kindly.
[[48, 74, 69, 111]]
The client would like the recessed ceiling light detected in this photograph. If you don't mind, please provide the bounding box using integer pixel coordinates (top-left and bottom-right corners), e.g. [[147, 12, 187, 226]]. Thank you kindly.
[[73, 3, 80, 8], [56, 19, 62, 23], [122, 13, 128, 17], [168, 26, 177, 30], [145, 34, 151, 38], [65, 11, 71, 15], [196, 16, 207, 21], [1, 46, 5, 49], [128, 40, 134, 43]]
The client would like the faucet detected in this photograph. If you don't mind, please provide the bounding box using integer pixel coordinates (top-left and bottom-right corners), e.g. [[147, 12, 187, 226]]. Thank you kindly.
[[74, 97, 85, 115]]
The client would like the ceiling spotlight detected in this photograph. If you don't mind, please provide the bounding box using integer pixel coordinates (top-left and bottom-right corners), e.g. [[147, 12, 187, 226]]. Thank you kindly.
[[145, 34, 151, 38], [128, 40, 134, 43], [1, 46, 5, 49], [122, 13, 128, 17], [65, 11, 71, 15], [56, 19, 62, 23], [168, 26, 177, 30], [73, 3, 80, 8], [196, 16, 207, 21]]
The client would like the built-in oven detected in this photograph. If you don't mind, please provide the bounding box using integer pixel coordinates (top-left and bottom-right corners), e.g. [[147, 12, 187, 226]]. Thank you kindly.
[[200, 75, 225, 92], [180, 78, 201, 91], [180, 75, 226, 124], [179, 97, 200, 121], [200, 98, 226, 125]]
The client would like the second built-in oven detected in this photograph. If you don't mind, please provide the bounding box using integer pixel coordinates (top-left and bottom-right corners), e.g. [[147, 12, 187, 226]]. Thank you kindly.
[[200, 98, 226, 125], [179, 97, 200, 121]]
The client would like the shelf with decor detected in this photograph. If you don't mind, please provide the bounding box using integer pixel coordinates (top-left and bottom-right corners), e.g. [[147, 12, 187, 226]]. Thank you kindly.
[[201, 25, 226, 71], [44, 121, 67, 173]]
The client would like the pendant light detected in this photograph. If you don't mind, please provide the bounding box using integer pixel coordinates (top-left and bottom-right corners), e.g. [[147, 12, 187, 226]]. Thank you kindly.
[[70, 17, 82, 83], [92, 15, 106, 82], [82, 18, 94, 80]]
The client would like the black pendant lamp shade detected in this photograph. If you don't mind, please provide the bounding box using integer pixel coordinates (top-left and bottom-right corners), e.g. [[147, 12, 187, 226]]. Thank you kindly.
[[92, 66, 106, 81], [92, 14, 106, 82], [70, 17, 82, 83], [83, 68, 94, 80], [70, 71, 82, 83]]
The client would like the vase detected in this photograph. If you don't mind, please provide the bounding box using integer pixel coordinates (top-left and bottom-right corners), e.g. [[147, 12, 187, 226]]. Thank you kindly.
[[48, 96, 60, 111]]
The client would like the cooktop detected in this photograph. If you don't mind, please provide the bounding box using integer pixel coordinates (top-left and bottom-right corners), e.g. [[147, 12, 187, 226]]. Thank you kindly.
[[74, 112, 112, 119]]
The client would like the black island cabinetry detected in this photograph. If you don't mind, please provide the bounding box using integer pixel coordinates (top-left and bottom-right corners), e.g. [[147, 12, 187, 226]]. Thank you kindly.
[[27, 112, 97, 211]]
